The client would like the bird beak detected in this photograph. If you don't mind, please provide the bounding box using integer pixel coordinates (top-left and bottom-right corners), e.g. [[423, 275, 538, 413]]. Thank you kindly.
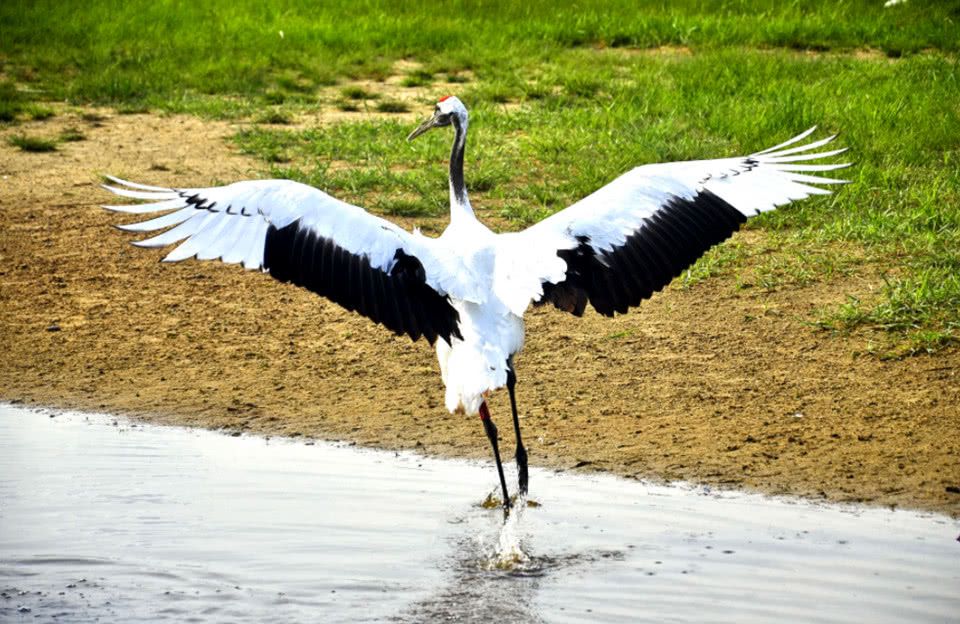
[[407, 113, 440, 142]]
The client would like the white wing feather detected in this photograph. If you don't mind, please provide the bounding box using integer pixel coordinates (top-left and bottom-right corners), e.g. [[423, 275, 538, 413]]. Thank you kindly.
[[501, 128, 850, 310], [102, 178, 483, 303]]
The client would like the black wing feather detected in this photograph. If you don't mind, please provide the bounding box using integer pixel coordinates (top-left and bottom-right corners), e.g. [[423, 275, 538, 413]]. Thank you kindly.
[[536, 189, 747, 317], [264, 221, 461, 344]]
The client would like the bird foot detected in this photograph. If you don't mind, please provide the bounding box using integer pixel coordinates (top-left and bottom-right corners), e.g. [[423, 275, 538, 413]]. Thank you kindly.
[[480, 491, 540, 508], [480, 492, 513, 511]]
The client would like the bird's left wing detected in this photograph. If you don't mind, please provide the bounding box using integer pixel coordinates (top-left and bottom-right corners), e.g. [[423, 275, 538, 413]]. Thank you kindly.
[[101, 177, 482, 344], [501, 128, 850, 317]]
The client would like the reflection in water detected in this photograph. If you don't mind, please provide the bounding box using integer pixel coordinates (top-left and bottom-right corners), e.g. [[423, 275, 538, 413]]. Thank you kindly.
[[1, 405, 958, 624]]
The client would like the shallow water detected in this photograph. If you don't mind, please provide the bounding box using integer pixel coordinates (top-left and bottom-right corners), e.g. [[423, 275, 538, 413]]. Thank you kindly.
[[0, 405, 957, 623]]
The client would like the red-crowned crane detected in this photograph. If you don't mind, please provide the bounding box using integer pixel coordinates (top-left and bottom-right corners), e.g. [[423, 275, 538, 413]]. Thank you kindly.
[[100, 95, 849, 510]]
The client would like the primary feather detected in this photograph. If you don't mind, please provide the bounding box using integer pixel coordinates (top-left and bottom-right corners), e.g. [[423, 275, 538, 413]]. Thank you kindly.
[[513, 127, 850, 317]]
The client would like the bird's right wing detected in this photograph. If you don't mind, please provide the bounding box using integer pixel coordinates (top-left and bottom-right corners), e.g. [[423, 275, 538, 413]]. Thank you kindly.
[[101, 177, 483, 344], [498, 128, 849, 317]]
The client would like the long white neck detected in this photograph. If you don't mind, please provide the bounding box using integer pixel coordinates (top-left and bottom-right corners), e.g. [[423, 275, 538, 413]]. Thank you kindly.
[[448, 114, 475, 224]]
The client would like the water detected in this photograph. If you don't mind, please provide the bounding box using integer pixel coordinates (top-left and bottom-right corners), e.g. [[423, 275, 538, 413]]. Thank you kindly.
[[0, 404, 957, 623]]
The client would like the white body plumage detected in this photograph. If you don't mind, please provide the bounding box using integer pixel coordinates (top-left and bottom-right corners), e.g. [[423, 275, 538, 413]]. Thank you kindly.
[[435, 217, 525, 415]]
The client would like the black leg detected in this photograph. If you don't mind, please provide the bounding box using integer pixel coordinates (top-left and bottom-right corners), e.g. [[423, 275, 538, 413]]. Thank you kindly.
[[506, 360, 528, 495], [479, 401, 511, 511]]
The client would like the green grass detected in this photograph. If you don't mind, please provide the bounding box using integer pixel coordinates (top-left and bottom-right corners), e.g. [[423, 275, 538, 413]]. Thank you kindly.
[[256, 110, 293, 125], [0, 80, 26, 121], [341, 86, 377, 101], [115, 102, 150, 115], [80, 111, 107, 123], [375, 100, 409, 113], [818, 268, 960, 357], [2, 1, 958, 108], [59, 127, 85, 141], [24, 104, 55, 120], [8, 134, 58, 151], [2, 1, 958, 354], [401, 70, 434, 88]]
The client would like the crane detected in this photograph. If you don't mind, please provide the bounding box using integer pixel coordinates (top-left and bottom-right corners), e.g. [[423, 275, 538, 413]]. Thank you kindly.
[[100, 95, 849, 510]]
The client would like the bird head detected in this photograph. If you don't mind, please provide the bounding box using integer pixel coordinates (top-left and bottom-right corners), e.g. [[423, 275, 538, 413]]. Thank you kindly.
[[407, 96, 468, 141]]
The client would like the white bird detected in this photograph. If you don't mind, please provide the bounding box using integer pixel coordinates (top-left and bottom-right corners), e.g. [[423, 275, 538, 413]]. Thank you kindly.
[[100, 95, 849, 509]]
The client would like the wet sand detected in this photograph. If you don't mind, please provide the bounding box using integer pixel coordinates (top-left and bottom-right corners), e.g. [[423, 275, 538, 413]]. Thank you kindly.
[[1, 109, 958, 517]]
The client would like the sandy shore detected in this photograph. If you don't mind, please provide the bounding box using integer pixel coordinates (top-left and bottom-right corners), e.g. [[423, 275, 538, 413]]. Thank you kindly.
[[1, 109, 957, 517]]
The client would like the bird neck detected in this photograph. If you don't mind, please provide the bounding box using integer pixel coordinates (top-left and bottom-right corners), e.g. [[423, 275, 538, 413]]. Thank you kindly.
[[448, 114, 474, 224]]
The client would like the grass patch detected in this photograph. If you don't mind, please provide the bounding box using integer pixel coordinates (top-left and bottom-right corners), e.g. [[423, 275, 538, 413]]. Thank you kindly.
[[819, 268, 960, 347], [25, 105, 55, 120], [256, 110, 293, 125], [604, 329, 636, 341], [401, 70, 434, 88], [341, 86, 377, 101], [59, 127, 85, 141], [0, 103, 21, 122], [262, 150, 291, 163], [115, 102, 150, 115], [375, 197, 444, 218], [736, 238, 861, 292], [375, 100, 409, 113], [8, 134, 57, 152], [679, 241, 751, 289], [263, 91, 286, 105], [160, 95, 259, 120], [497, 201, 552, 227], [0, 80, 25, 122]]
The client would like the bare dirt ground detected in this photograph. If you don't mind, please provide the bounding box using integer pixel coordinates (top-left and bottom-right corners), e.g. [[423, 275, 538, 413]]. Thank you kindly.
[[1, 109, 958, 517]]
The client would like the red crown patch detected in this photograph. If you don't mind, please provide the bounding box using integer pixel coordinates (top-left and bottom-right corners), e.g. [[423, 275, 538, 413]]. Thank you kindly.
[[438, 95, 453, 102]]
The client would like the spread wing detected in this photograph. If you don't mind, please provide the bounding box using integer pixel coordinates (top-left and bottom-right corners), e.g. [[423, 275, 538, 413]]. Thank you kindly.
[[505, 127, 850, 317], [101, 177, 481, 344]]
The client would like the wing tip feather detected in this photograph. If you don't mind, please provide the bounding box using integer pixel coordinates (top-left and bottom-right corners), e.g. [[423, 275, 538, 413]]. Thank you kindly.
[[751, 125, 819, 156], [102, 174, 174, 192]]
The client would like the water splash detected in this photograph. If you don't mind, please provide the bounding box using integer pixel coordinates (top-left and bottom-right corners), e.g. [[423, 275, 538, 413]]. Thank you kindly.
[[492, 496, 530, 570], [396, 500, 548, 624]]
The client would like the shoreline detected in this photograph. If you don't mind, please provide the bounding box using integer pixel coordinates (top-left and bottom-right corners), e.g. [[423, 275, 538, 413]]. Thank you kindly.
[[7, 397, 959, 521], [4, 387, 958, 519]]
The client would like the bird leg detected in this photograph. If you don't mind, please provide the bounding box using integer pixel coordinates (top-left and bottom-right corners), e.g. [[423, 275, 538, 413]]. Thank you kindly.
[[479, 401, 511, 511], [506, 363, 528, 495]]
